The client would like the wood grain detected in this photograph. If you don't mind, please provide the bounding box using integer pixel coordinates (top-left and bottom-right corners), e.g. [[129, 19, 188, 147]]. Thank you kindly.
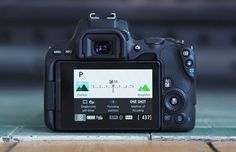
[[9, 141, 211, 152], [212, 142, 236, 152]]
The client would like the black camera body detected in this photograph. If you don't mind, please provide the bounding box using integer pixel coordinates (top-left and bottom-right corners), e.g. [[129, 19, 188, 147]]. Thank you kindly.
[[45, 13, 196, 132]]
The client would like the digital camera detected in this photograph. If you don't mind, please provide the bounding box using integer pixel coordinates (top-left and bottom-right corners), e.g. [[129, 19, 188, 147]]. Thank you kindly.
[[44, 13, 196, 132]]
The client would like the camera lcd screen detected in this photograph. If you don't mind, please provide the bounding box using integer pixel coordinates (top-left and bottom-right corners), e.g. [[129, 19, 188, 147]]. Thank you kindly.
[[73, 69, 153, 99], [56, 61, 160, 131]]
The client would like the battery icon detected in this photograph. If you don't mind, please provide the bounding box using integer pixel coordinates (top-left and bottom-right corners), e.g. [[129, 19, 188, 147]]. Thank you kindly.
[[86, 115, 96, 120], [125, 115, 133, 120]]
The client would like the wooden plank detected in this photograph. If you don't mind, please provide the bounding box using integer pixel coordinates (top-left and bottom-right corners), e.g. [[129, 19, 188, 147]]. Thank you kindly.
[[212, 142, 236, 152], [10, 141, 212, 152], [0, 143, 14, 152], [152, 128, 236, 141], [13, 127, 149, 141]]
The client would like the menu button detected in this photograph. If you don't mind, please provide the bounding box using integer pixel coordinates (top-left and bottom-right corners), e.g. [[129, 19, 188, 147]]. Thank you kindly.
[[53, 50, 62, 55]]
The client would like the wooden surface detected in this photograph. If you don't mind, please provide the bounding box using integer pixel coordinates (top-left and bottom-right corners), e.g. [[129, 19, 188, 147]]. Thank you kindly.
[[3, 141, 236, 152], [8, 141, 211, 152], [0, 143, 15, 152], [213, 142, 236, 152]]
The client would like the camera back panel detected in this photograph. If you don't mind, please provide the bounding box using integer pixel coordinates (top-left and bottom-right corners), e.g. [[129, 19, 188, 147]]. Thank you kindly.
[[44, 13, 196, 132]]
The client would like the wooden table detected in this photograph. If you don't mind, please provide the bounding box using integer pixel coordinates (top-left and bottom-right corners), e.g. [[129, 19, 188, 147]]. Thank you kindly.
[[1, 141, 236, 152]]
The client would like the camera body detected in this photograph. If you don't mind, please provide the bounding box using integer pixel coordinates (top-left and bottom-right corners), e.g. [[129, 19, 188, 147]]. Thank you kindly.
[[44, 13, 196, 132]]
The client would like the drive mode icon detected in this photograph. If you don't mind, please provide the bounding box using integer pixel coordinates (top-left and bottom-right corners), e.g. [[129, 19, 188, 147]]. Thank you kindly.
[[89, 100, 95, 104]]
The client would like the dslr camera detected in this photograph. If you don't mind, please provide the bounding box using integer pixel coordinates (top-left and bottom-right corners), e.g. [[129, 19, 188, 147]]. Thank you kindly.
[[45, 13, 196, 132]]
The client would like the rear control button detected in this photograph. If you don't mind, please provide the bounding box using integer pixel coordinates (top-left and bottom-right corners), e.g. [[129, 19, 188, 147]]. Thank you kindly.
[[175, 114, 185, 124], [53, 50, 62, 55], [170, 97, 178, 105], [65, 49, 73, 55], [134, 44, 141, 51], [182, 50, 190, 57], [164, 90, 185, 112], [163, 113, 172, 122], [186, 59, 193, 67], [164, 78, 172, 89]]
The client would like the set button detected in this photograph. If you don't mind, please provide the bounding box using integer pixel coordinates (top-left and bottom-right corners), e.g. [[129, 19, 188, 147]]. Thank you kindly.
[[170, 97, 178, 105], [164, 90, 185, 112]]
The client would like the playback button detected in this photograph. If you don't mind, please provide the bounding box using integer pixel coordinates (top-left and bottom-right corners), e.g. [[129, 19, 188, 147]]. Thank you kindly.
[[163, 113, 172, 122]]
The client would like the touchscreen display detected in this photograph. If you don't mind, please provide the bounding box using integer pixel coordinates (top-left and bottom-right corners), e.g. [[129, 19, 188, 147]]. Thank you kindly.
[[58, 62, 160, 130], [73, 69, 153, 99]]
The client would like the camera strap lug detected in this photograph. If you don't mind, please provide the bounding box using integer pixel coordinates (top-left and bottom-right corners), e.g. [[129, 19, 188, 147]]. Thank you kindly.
[[106, 13, 116, 20], [89, 13, 117, 20], [89, 13, 100, 20]]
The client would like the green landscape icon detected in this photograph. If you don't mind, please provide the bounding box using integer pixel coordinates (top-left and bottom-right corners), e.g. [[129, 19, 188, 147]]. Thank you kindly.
[[138, 84, 150, 92], [76, 81, 89, 91]]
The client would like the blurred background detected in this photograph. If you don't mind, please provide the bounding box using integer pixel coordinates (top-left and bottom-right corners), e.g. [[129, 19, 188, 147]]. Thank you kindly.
[[0, 0, 236, 90]]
